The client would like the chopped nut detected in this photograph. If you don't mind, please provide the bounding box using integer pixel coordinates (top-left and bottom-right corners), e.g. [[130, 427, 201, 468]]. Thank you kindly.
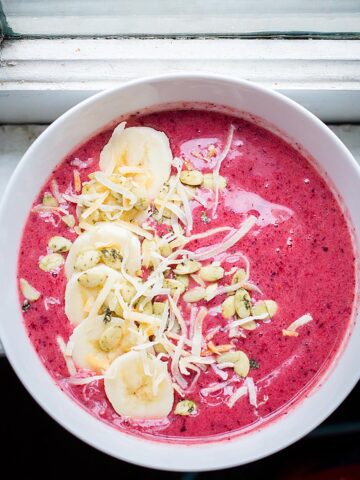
[[82, 209, 100, 225], [174, 259, 201, 275], [142, 301, 153, 315], [204, 282, 218, 301], [183, 287, 206, 303], [100, 248, 122, 269], [202, 173, 227, 190], [175, 274, 189, 289], [234, 288, 252, 318], [154, 342, 168, 354], [19, 278, 41, 301], [251, 301, 268, 318], [221, 295, 236, 318], [134, 196, 149, 212], [81, 182, 95, 194], [164, 278, 186, 295], [104, 291, 123, 317], [159, 241, 172, 258], [180, 170, 203, 186], [99, 324, 123, 352], [42, 192, 58, 207], [217, 351, 242, 364], [120, 282, 137, 303], [153, 302, 166, 316], [264, 300, 278, 317], [199, 265, 224, 282], [77, 270, 107, 289], [232, 268, 247, 285], [233, 351, 250, 378], [174, 399, 197, 416], [61, 214, 76, 228], [142, 239, 158, 269], [39, 253, 64, 272], [121, 208, 140, 222], [241, 320, 257, 331], [48, 236, 72, 253], [74, 249, 101, 271], [252, 299, 278, 318]]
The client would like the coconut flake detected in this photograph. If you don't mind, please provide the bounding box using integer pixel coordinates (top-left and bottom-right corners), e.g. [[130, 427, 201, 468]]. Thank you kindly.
[[70, 157, 94, 169], [226, 385, 248, 408], [50, 179, 64, 204], [171, 226, 233, 249], [67, 374, 106, 385], [191, 306, 207, 357], [168, 295, 187, 338], [192, 215, 256, 261], [285, 313, 313, 333], [200, 379, 236, 397], [226, 312, 268, 330], [205, 281, 244, 302], [212, 124, 235, 218], [180, 355, 215, 375], [57, 337, 76, 376], [44, 296, 60, 311], [173, 383, 186, 397], [211, 363, 228, 380], [114, 219, 153, 239], [185, 364, 201, 392], [246, 377, 258, 407], [205, 325, 221, 341], [177, 181, 193, 235], [171, 336, 188, 389]]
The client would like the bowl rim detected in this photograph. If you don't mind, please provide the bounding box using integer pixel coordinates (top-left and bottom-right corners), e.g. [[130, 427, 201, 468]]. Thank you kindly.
[[0, 73, 359, 471]]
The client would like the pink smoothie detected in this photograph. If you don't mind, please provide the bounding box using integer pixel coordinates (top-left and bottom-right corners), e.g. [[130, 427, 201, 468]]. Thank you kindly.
[[18, 109, 355, 440]]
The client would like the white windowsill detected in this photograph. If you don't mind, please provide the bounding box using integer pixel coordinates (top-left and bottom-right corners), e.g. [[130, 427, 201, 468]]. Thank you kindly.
[[0, 123, 359, 356], [0, 38, 360, 122]]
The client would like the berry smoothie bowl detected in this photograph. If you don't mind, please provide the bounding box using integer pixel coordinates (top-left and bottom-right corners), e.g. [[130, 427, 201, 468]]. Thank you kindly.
[[0, 74, 359, 471]]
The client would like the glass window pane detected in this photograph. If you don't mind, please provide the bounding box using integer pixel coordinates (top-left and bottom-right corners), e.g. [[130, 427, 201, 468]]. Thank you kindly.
[[2, 0, 360, 38]]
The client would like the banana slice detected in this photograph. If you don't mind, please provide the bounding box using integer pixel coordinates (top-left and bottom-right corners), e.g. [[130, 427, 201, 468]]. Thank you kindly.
[[99, 123, 172, 199], [104, 351, 174, 418], [70, 314, 124, 372], [70, 315, 146, 372], [65, 264, 122, 325], [64, 223, 141, 279]]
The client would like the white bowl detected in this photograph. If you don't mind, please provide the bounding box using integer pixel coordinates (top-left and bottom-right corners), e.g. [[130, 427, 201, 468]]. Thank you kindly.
[[0, 74, 359, 471]]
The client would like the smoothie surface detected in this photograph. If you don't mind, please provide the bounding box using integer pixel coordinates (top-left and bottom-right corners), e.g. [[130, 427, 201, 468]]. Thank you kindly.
[[18, 109, 355, 440]]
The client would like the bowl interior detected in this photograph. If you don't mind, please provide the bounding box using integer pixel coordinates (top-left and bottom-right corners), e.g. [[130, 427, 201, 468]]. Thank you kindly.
[[0, 74, 359, 471]]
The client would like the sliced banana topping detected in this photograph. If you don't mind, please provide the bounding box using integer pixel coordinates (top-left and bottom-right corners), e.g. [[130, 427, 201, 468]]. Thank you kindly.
[[64, 223, 141, 278], [99, 123, 172, 199], [104, 351, 174, 418], [70, 314, 126, 372], [70, 313, 147, 373], [65, 265, 122, 325]]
